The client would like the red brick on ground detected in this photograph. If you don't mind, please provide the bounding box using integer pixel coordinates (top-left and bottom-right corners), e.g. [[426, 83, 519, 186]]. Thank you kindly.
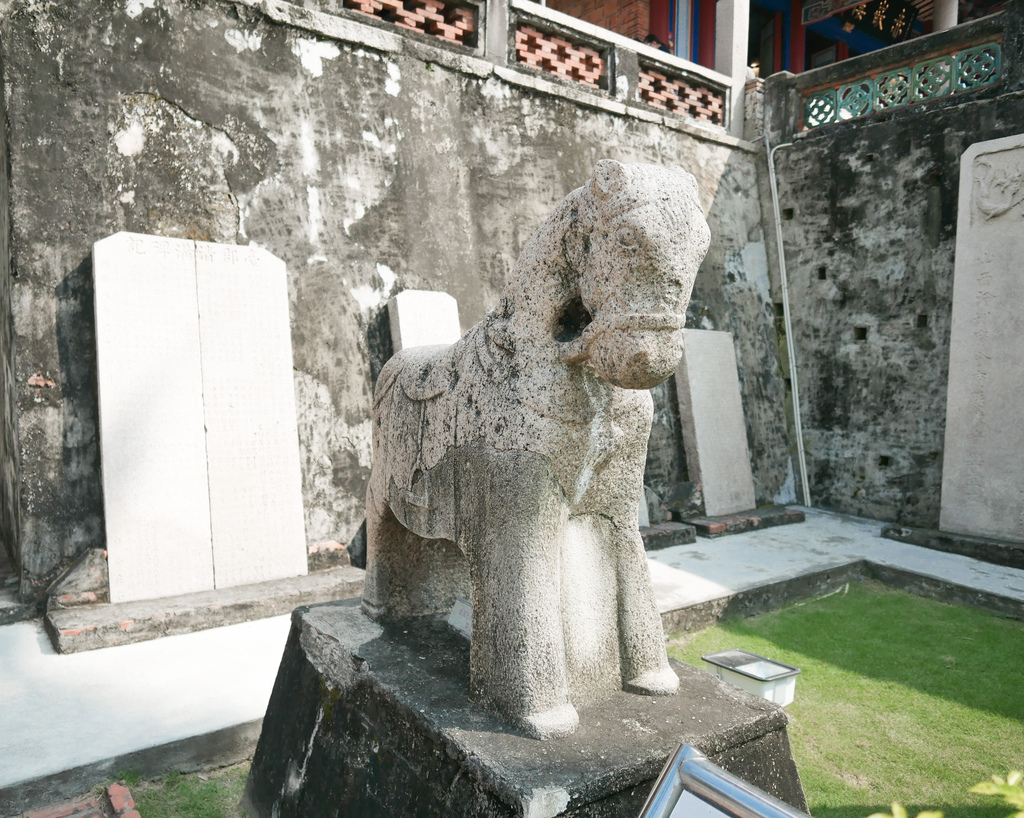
[[684, 506, 806, 538], [21, 781, 140, 818], [105, 783, 138, 817]]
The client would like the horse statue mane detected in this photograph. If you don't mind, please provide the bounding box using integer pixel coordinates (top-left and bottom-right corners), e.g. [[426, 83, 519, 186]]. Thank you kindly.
[[364, 159, 710, 739]]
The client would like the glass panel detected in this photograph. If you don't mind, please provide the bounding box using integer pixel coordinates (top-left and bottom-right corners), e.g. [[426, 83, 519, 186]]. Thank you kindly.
[[735, 660, 789, 679]]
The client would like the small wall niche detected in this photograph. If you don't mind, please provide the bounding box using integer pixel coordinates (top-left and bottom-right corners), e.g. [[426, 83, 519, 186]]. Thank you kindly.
[[854, 326, 868, 341]]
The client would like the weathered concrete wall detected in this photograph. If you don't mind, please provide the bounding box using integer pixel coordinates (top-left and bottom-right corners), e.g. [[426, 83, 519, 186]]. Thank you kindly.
[[763, 7, 1024, 526], [1, 0, 788, 600], [0, 37, 19, 573]]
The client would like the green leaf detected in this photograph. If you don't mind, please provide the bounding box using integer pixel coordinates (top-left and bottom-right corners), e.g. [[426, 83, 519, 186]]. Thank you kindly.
[[1008, 771, 1023, 787], [892, 803, 908, 818], [972, 782, 1003, 795]]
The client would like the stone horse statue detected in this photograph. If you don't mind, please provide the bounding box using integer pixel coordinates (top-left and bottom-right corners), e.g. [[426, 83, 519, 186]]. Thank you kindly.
[[363, 160, 710, 739]]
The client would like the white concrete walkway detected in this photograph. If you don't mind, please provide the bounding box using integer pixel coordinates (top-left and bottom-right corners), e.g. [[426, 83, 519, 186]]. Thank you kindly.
[[2, 507, 1022, 813], [647, 507, 1024, 613], [0, 615, 290, 792]]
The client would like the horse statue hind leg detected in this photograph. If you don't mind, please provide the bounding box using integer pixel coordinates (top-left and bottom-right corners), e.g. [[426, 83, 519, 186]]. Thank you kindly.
[[362, 343, 470, 624], [362, 159, 711, 740]]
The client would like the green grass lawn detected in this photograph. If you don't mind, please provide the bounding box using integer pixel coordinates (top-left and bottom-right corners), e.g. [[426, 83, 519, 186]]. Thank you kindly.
[[128, 762, 248, 818], [668, 581, 1024, 818]]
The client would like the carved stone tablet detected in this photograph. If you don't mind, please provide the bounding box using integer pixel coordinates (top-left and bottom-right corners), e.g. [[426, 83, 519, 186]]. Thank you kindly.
[[93, 233, 215, 603], [387, 289, 462, 351], [195, 242, 308, 588], [93, 233, 308, 603], [940, 134, 1024, 543], [675, 329, 756, 517]]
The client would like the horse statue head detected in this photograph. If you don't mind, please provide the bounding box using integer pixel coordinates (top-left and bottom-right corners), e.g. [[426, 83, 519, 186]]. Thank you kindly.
[[492, 159, 710, 393]]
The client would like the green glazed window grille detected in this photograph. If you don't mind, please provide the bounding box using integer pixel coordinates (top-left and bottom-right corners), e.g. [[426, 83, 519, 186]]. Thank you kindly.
[[956, 43, 1000, 88], [805, 89, 838, 126], [838, 79, 873, 119], [803, 41, 1001, 128], [913, 55, 954, 100], [874, 67, 912, 110]]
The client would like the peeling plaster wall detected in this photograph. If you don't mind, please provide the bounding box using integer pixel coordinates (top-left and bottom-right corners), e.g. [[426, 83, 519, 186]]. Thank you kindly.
[[763, 6, 1024, 526], [1, 0, 787, 599]]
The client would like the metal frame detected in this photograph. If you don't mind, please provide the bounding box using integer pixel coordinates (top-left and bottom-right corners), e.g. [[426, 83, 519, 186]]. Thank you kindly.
[[639, 744, 809, 818]]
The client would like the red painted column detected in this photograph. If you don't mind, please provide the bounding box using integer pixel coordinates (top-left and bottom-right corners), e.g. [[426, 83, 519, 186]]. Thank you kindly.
[[650, 0, 672, 46], [698, 0, 716, 68], [789, 0, 805, 72]]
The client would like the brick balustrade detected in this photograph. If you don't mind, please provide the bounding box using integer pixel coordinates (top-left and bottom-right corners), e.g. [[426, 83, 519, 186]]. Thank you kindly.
[[343, 0, 477, 47], [639, 65, 726, 126], [300, 0, 732, 131], [514, 24, 605, 87]]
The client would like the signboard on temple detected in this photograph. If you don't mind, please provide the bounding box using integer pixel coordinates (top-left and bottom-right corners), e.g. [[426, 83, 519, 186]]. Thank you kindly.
[[802, 0, 917, 35], [802, 0, 866, 24], [839, 0, 919, 42]]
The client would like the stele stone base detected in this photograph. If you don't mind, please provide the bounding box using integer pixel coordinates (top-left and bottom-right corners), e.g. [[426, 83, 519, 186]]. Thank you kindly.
[[243, 600, 807, 818]]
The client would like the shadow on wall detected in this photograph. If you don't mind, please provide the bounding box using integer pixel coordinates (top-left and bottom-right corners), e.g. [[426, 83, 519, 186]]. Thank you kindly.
[[367, 302, 395, 390], [52, 256, 105, 580]]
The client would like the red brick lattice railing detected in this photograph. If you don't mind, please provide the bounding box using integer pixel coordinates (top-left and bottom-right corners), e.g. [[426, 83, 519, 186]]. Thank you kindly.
[[638, 66, 725, 126], [514, 24, 605, 88], [343, 0, 476, 46]]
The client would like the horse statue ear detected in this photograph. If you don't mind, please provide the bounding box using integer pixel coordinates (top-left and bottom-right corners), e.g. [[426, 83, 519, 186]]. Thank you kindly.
[[593, 159, 628, 199]]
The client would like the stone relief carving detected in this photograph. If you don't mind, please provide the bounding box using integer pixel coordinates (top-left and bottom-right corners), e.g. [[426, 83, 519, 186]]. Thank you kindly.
[[973, 150, 1024, 222], [362, 160, 710, 739]]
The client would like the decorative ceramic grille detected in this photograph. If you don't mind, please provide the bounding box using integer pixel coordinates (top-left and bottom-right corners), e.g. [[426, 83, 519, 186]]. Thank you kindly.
[[638, 66, 726, 126], [803, 41, 1001, 129], [514, 24, 605, 87], [343, 0, 476, 46]]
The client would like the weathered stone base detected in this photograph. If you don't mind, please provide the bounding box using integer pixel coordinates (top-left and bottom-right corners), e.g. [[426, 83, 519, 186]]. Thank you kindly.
[[881, 524, 1024, 570], [45, 566, 364, 654], [243, 600, 807, 818], [683, 506, 805, 538], [641, 522, 697, 550]]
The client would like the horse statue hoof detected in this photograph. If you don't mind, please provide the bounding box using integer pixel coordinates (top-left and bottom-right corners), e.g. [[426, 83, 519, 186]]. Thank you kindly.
[[624, 667, 680, 696], [520, 703, 580, 740]]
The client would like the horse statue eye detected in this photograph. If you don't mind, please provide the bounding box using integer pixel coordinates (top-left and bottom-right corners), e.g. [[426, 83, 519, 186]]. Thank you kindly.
[[615, 226, 640, 248]]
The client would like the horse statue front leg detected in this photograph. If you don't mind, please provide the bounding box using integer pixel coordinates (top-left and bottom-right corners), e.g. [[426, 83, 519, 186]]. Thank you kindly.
[[455, 445, 579, 740], [616, 527, 680, 695]]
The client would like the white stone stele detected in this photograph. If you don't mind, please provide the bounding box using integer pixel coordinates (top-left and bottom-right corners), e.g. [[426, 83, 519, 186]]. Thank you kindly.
[[675, 329, 756, 517], [94, 234, 215, 603], [93, 233, 307, 604], [195, 242, 308, 588], [387, 289, 462, 352], [940, 134, 1024, 543]]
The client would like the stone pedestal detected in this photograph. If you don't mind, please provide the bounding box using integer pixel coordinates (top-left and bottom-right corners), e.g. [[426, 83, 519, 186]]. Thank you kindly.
[[243, 601, 806, 818]]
